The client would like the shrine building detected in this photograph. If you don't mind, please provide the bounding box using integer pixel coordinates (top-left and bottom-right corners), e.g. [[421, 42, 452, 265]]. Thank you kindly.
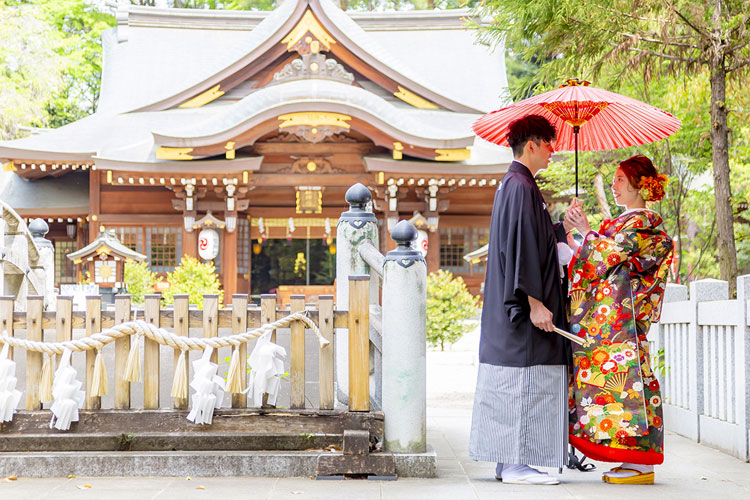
[[0, 0, 512, 300]]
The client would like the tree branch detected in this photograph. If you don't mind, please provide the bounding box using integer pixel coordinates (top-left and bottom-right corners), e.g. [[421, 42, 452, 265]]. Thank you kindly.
[[615, 44, 705, 64], [618, 32, 700, 49], [606, 7, 666, 24], [669, 4, 711, 39], [687, 219, 717, 281], [727, 58, 750, 72], [726, 38, 750, 55]]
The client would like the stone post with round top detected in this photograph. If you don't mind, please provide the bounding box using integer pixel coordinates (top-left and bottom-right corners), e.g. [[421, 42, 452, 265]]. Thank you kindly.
[[335, 183, 379, 405], [382, 219, 426, 453]]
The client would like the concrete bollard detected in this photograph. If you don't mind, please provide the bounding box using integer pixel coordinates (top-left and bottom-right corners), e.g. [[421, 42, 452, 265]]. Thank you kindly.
[[382, 220, 426, 453], [335, 183, 379, 405]]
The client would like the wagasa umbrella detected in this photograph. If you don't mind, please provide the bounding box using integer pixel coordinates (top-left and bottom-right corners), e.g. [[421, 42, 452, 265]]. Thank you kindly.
[[473, 79, 681, 196]]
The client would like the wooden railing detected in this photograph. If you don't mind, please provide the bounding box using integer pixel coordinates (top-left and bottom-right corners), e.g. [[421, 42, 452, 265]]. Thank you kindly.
[[0, 275, 372, 415]]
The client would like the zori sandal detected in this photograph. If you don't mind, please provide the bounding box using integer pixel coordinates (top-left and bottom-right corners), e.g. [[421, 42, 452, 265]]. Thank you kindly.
[[602, 467, 655, 484]]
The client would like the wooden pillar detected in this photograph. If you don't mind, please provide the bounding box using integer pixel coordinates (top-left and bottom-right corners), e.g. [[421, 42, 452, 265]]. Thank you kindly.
[[55, 296, 73, 365], [247, 237, 253, 295], [85, 296, 102, 410], [426, 229, 440, 276], [144, 294, 161, 409], [222, 228, 238, 304], [173, 294, 189, 409], [231, 294, 248, 408], [203, 294, 219, 364], [89, 170, 101, 241], [114, 295, 131, 409], [318, 295, 334, 410], [348, 276, 370, 412], [26, 296, 43, 410], [182, 228, 197, 259], [0, 296, 14, 360]]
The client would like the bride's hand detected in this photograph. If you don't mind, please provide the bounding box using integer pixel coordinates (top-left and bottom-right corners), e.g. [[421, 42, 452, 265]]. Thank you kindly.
[[565, 205, 591, 234], [563, 198, 584, 233]]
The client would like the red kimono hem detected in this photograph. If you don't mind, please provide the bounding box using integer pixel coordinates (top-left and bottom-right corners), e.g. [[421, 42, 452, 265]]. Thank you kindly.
[[569, 434, 664, 465]]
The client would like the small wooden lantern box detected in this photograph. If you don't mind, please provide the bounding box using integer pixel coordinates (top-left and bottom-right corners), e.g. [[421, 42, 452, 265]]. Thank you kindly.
[[67, 228, 147, 289]]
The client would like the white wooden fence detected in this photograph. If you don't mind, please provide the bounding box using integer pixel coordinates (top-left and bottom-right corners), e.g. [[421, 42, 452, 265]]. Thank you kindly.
[[650, 276, 750, 461]]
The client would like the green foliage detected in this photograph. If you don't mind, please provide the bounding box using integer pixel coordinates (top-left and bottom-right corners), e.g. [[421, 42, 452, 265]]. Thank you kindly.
[[226, 0, 276, 10], [0, 2, 68, 139], [123, 260, 158, 305], [426, 270, 479, 351], [0, 1, 114, 137], [161, 256, 224, 308], [43, 0, 115, 127]]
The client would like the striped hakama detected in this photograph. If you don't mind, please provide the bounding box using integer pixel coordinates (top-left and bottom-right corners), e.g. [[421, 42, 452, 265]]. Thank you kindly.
[[469, 363, 568, 468]]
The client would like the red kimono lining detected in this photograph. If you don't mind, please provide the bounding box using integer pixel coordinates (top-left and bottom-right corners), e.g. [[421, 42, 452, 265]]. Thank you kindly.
[[569, 434, 664, 465]]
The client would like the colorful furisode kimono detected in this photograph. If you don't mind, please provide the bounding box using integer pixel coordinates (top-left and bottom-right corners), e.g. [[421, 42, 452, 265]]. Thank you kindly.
[[567, 209, 673, 465]]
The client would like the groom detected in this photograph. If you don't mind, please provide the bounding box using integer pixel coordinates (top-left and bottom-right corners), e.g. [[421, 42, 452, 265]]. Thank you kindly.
[[469, 114, 576, 485]]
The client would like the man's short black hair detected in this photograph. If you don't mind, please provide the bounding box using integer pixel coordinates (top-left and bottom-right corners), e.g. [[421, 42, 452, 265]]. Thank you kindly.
[[507, 115, 557, 158]]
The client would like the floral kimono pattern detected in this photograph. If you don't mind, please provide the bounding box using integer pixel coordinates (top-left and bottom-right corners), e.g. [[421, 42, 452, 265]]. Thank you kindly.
[[567, 209, 673, 464]]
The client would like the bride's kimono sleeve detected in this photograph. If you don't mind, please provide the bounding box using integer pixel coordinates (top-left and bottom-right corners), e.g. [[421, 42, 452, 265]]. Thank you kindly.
[[568, 217, 670, 296]]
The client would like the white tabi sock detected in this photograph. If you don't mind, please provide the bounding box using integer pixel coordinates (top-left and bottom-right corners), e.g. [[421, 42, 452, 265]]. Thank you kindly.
[[605, 462, 654, 478], [500, 464, 560, 485]]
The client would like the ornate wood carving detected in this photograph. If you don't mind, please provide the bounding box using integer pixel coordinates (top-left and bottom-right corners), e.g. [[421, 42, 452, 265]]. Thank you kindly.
[[264, 132, 358, 144], [281, 10, 337, 55], [272, 53, 354, 85], [279, 157, 342, 174], [277, 112, 351, 144]]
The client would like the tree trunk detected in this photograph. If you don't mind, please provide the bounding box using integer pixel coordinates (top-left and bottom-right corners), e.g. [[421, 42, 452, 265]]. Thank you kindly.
[[709, 2, 737, 295]]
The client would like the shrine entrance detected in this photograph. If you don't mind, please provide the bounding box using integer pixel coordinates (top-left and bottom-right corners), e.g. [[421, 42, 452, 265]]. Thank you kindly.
[[250, 237, 336, 297]]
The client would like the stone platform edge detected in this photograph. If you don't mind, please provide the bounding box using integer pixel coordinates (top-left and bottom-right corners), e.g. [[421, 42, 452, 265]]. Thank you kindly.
[[0, 447, 437, 478]]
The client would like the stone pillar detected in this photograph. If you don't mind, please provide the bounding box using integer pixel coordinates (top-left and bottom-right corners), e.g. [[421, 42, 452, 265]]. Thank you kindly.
[[335, 183, 378, 405], [382, 220, 426, 453], [29, 218, 55, 309], [689, 279, 728, 441], [734, 275, 750, 460]]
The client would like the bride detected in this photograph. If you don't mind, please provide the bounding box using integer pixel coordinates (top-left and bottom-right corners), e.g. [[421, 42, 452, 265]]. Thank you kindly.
[[564, 154, 674, 484]]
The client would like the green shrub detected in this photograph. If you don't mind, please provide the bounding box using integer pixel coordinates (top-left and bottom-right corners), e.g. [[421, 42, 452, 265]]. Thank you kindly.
[[123, 260, 157, 305], [426, 270, 480, 351], [161, 256, 223, 308]]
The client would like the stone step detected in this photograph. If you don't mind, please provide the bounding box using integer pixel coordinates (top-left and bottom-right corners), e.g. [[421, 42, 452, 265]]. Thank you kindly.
[[0, 448, 437, 478]]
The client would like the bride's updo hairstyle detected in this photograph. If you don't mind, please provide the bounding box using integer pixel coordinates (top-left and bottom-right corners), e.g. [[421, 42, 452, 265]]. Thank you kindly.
[[618, 155, 668, 202]]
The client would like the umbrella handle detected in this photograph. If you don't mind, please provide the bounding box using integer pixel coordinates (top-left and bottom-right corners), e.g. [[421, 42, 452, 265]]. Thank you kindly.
[[573, 125, 581, 198]]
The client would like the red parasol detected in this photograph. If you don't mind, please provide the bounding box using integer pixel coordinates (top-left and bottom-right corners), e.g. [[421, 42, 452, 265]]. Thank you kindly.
[[473, 79, 681, 195]]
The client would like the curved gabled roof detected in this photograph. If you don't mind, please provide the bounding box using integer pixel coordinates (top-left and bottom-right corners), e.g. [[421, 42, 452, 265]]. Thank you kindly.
[[101, 0, 304, 114], [315, 0, 488, 113], [152, 79, 476, 150], [110, 0, 494, 114]]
